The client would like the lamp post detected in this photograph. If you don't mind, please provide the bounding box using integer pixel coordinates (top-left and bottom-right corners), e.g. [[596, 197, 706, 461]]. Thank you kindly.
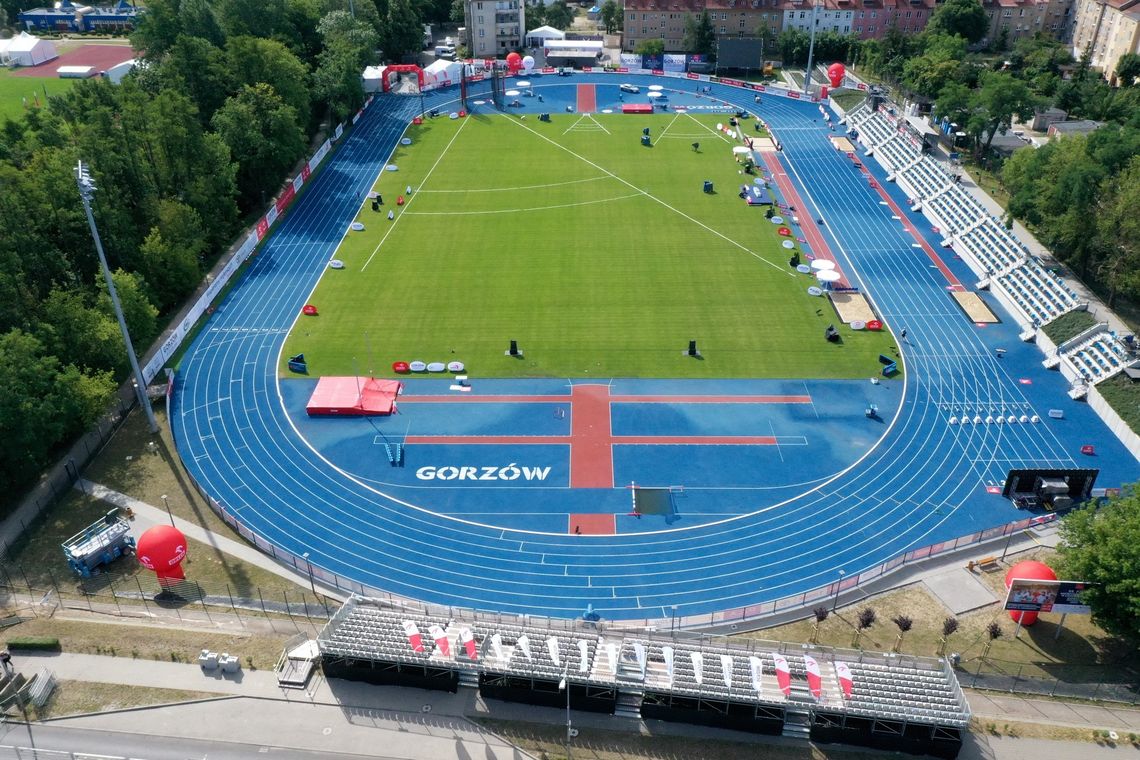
[[75, 160, 158, 434], [559, 667, 572, 759], [160, 494, 174, 527], [671, 605, 678, 635], [832, 569, 846, 611], [302, 552, 317, 596], [804, 0, 821, 97]]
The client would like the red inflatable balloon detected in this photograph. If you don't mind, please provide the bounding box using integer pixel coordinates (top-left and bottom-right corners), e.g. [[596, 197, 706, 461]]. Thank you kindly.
[[137, 524, 188, 586], [1004, 560, 1057, 626], [827, 62, 846, 89], [506, 52, 522, 71]]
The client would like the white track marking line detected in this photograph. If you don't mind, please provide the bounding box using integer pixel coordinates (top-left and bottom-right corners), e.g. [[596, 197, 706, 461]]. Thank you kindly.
[[507, 117, 791, 275], [361, 116, 470, 271]]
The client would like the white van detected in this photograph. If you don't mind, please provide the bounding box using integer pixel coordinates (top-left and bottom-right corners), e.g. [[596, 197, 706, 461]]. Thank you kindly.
[[435, 45, 456, 59]]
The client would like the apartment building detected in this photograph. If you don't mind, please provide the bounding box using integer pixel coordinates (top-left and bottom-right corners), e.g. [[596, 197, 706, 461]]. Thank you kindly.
[[623, 0, 782, 52], [464, 0, 526, 57], [1070, 0, 1140, 79], [978, 0, 1074, 47]]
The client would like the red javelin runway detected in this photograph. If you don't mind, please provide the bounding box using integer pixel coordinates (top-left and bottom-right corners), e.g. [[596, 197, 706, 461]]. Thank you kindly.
[[576, 84, 596, 114], [762, 152, 851, 287], [401, 385, 810, 488]]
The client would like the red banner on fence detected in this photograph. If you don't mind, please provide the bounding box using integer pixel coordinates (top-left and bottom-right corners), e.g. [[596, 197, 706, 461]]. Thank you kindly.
[[786, 90, 801, 99], [256, 217, 269, 240], [275, 184, 296, 216]]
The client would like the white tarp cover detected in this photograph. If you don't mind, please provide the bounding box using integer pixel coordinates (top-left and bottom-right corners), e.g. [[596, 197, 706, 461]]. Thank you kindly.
[[424, 58, 462, 87], [362, 65, 386, 93], [6, 32, 57, 67]]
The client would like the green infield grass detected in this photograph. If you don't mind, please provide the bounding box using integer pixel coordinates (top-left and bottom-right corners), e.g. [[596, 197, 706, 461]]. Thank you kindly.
[[280, 112, 896, 379], [0, 70, 78, 122]]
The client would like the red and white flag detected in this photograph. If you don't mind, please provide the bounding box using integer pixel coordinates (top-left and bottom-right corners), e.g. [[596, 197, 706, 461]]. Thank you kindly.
[[835, 661, 854, 699], [460, 627, 477, 660], [428, 625, 450, 657], [804, 654, 822, 699], [403, 621, 424, 653], [773, 654, 791, 696]]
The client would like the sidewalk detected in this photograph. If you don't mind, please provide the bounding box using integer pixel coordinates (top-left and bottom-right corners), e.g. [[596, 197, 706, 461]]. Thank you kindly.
[[15, 650, 1140, 759]]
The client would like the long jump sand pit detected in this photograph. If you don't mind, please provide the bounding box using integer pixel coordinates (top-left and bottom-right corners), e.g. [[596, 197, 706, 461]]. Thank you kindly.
[[830, 292, 876, 324], [951, 291, 999, 323]]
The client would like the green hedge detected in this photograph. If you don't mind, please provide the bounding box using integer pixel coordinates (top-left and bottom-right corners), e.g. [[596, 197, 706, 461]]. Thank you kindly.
[[7, 636, 61, 652]]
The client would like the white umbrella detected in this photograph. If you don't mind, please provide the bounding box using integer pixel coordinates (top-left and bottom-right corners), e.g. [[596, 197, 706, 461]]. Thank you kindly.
[[647, 91, 663, 99], [811, 259, 836, 271], [516, 80, 530, 87], [648, 84, 663, 91], [505, 89, 521, 97], [816, 270, 841, 282], [782, 240, 795, 249]]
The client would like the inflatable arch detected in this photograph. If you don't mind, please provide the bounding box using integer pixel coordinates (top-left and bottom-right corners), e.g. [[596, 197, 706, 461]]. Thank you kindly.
[[381, 64, 425, 92]]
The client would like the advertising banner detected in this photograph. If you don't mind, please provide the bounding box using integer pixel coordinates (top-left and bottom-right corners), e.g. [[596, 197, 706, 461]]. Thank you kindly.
[[664, 54, 686, 72], [620, 53, 641, 69], [1004, 579, 1093, 614]]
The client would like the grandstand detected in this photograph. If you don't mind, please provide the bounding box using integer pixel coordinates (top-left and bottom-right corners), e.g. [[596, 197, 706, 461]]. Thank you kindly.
[[317, 597, 969, 758], [845, 102, 1082, 326]]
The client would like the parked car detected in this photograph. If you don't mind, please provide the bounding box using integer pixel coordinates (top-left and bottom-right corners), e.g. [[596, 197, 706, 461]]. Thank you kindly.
[[620, 83, 640, 93]]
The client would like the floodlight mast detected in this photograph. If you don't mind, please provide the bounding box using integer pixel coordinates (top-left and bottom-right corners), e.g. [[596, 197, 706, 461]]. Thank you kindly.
[[804, 0, 820, 96], [75, 160, 159, 434]]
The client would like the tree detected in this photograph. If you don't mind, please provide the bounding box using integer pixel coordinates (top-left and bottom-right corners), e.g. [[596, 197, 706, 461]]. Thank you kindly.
[[683, 11, 716, 58], [137, 200, 208, 311], [973, 70, 1040, 156], [0, 330, 113, 495], [179, 0, 227, 47], [313, 38, 369, 122], [226, 36, 313, 129], [1116, 53, 1140, 87], [811, 606, 830, 644], [98, 270, 160, 351], [599, 0, 622, 34], [902, 34, 968, 99], [634, 38, 665, 57], [938, 616, 959, 656], [778, 28, 811, 66], [212, 84, 306, 207], [216, 0, 287, 39], [925, 0, 988, 45], [130, 0, 185, 58], [449, 0, 465, 23], [317, 10, 380, 66], [853, 607, 876, 648], [159, 36, 234, 125], [545, 0, 574, 31], [382, 0, 427, 62], [981, 621, 1003, 659], [891, 615, 912, 653]]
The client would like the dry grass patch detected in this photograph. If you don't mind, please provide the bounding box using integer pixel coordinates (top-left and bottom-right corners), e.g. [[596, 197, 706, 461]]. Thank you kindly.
[[6, 616, 291, 670], [25, 680, 224, 720]]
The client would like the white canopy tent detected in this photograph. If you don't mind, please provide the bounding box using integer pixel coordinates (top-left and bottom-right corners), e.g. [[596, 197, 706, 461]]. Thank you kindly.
[[4, 32, 57, 67], [362, 65, 386, 93], [525, 25, 565, 47], [423, 58, 462, 88]]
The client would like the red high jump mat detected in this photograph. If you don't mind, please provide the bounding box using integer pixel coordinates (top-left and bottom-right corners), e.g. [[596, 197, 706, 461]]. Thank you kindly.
[[306, 376, 402, 416], [569, 514, 616, 535]]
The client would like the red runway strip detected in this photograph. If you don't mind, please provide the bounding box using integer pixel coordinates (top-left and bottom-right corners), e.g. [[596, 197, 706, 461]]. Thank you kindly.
[[570, 514, 616, 535], [570, 385, 613, 488], [615, 436, 779, 445], [576, 84, 597, 114], [762, 153, 851, 288], [870, 184, 963, 289]]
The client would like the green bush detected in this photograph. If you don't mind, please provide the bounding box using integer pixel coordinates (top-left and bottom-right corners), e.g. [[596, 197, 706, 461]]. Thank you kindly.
[[7, 636, 61, 652]]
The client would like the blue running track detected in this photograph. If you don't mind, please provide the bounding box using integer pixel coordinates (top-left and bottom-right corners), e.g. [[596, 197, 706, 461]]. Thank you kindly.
[[172, 75, 1137, 622]]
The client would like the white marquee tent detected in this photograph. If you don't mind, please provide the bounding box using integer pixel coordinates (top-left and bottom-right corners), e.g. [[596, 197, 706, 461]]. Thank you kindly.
[[2, 32, 58, 67], [525, 25, 565, 47], [423, 59, 462, 88]]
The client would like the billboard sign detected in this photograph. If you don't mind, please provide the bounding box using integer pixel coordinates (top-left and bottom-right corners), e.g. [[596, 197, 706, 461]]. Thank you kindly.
[[1004, 579, 1093, 614]]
